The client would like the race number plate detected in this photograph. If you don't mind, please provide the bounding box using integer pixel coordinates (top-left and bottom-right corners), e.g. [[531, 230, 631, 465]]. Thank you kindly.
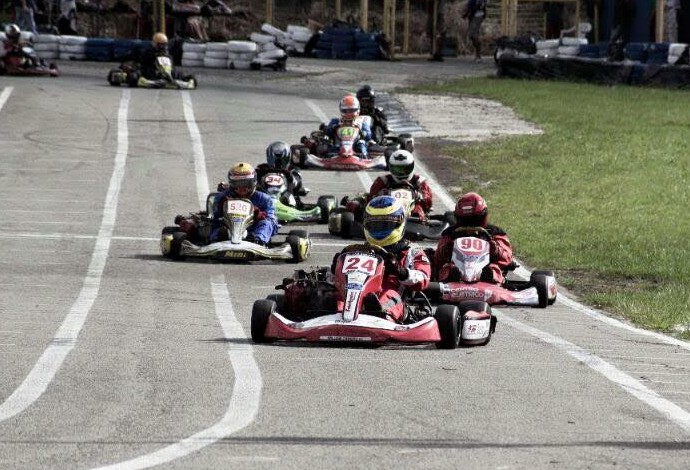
[[341, 254, 378, 275], [225, 199, 252, 217]]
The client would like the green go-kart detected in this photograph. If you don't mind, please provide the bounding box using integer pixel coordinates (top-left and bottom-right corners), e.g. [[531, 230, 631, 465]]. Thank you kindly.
[[258, 171, 336, 224]]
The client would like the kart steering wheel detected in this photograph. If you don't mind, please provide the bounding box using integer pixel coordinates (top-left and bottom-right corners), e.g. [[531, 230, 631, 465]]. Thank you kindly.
[[451, 226, 492, 241]]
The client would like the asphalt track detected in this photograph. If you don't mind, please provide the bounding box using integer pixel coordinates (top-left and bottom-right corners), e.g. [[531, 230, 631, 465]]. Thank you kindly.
[[0, 59, 689, 469]]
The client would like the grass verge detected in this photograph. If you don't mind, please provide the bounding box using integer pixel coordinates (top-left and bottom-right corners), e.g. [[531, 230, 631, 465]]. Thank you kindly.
[[409, 78, 690, 339]]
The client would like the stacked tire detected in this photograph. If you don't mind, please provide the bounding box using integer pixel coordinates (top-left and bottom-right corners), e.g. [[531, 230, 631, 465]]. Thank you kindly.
[[33, 34, 60, 61], [59, 35, 87, 61], [85, 38, 114, 62], [203, 42, 228, 69], [181, 41, 205, 68], [227, 40, 256, 70]]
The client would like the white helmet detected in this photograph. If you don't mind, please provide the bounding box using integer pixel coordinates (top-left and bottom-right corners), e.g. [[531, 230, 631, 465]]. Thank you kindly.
[[388, 149, 415, 182]]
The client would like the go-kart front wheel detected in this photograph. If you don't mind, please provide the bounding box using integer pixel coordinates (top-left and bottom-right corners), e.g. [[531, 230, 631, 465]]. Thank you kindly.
[[434, 304, 460, 349], [251, 299, 277, 343], [317, 195, 337, 223], [286, 230, 310, 263], [531, 270, 556, 306]]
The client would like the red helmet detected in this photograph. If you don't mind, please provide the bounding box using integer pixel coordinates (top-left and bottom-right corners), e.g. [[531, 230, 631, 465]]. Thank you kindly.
[[454, 192, 488, 227]]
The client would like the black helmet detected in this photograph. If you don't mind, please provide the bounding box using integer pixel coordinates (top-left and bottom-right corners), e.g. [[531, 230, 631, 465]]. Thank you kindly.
[[356, 85, 375, 109], [265, 141, 291, 170]]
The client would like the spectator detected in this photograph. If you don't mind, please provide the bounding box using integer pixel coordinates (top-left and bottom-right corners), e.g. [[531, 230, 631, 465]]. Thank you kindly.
[[13, 0, 38, 35], [463, 0, 487, 61], [57, 0, 78, 35]]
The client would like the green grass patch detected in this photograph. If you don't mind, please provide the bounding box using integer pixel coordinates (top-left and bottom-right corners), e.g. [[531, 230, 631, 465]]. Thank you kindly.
[[408, 78, 690, 338]]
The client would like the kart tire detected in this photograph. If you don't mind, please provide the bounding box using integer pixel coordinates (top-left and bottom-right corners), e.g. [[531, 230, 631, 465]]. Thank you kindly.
[[286, 233, 309, 263], [434, 304, 460, 349], [317, 195, 336, 223], [287, 229, 309, 239], [251, 299, 276, 343], [339, 211, 355, 239], [160, 226, 179, 257], [530, 273, 550, 308], [266, 293, 286, 315], [531, 270, 557, 305], [457, 300, 494, 346], [170, 231, 187, 260]]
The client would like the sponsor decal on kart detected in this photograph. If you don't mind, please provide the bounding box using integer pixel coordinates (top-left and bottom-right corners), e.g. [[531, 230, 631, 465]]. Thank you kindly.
[[442, 285, 491, 301], [462, 319, 490, 340], [224, 251, 248, 259], [319, 336, 372, 342]]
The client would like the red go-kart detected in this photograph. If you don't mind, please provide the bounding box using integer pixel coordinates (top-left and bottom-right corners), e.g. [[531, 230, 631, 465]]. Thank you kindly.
[[251, 244, 492, 348]]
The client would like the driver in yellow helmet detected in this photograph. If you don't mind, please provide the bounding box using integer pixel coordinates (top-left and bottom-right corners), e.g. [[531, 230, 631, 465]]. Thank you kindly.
[[136, 32, 171, 80]]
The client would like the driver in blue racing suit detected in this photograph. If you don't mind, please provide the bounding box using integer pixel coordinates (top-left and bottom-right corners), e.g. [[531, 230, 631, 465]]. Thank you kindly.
[[211, 162, 278, 246], [324, 94, 373, 158]]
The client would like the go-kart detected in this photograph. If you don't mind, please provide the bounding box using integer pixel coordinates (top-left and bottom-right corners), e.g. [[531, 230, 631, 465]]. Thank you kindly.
[[250, 243, 489, 348], [257, 171, 336, 224], [0, 46, 59, 77], [357, 114, 415, 152], [328, 183, 456, 241], [160, 192, 311, 262], [291, 123, 400, 171], [107, 56, 196, 89], [425, 226, 558, 310]]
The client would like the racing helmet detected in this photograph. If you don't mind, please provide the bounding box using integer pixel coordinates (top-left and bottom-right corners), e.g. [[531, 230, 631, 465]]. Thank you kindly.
[[356, 85, 375, 112], [363, 195, 406, 247], [454, 192, 488, 227], [5, 24, 21, 40], [339, 95, 360, 121], [265, 141, 291, 170], [388, 149, 415, 182], [228, 162, 257, 198], [152, 32, 168, 52]]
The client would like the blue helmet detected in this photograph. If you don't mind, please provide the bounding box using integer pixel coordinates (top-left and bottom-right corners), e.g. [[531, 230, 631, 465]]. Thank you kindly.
[[363, 195, 406, 247], [265, 141, 291, 170]]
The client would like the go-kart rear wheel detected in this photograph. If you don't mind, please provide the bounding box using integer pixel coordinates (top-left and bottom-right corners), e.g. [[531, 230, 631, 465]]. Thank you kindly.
[[531, 270, 556, 305], [339, 211, 355, 239], [266, 293, 285, 314], [251, 299, 277, 343], [530, 273, 550, 308], [170, 231, 187, 260], [287, 229, 309, 239], [434, 304, 460, 349], [317, 195, 337, 223]]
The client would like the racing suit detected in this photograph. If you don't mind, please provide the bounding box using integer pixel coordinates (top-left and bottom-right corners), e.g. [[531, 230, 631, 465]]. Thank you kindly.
[[325, 118, 373, 158], [1, 38, 38, 68], [211, 188, 278, 245], [433, 224, 513, 284], [361, 105, 389, 143], [344, 174, 433, 221], [331, 241, 431, 323]]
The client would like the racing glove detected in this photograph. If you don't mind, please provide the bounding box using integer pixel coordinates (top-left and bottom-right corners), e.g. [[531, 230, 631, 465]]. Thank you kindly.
[[254, 208, 267, 220], [217, 181, 229, 191]]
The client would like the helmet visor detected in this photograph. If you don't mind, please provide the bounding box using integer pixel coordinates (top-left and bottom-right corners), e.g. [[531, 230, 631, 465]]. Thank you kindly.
[[390, 162, 414, 179], [230, 177, 255, 195], [363, 215, 403, 238]]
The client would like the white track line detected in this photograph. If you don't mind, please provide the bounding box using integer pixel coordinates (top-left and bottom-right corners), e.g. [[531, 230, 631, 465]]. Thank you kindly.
[[90, 89, 264, 470], [92, 276, 263, 470], [0, 89, 131, 421], [0, 87, 13, 111]]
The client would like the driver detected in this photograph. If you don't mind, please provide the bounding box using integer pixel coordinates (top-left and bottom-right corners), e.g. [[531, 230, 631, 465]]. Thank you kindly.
[[211, 162, 278, 246], [330, 196, 431, 323], [256, 141, 309, 206], [1, 23, 37, 67], [139, 32, 172, 80], [343, 149, 433, 221], [324, 94, 373, 158], [433, 192, 513, 284], [356, 85, 390, 143]]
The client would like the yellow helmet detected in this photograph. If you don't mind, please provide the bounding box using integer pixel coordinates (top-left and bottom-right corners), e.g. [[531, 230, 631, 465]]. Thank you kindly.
[[363, 196, 406, 247], [228, 162, 257, 198], [152, 32, 168, 51]]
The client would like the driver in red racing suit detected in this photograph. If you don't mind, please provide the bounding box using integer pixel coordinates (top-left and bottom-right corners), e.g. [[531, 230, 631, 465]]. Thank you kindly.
[[1, 23, 38, 69], [433, 192, 513, 284], [343, 149, 433, 221], [331, 195, 431, 323]]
